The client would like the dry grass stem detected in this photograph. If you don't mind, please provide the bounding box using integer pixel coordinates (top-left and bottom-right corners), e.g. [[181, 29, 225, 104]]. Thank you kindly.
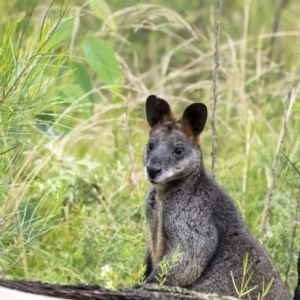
[[124, 97, 140, 196], [211, 0, 222, 178]]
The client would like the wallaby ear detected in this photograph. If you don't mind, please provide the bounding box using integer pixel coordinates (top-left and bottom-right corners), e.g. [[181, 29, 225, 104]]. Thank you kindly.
[[181, 103, 207, 138], [145, 95, 174, 128]]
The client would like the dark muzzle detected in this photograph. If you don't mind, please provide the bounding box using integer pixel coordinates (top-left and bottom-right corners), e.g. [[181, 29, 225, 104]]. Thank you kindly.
[[147, 164, 162, 180]]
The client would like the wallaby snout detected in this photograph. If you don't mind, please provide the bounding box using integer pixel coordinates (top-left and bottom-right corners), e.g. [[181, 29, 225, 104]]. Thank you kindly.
[[146, 164, 162, 180], [144, 95, 208, 185]]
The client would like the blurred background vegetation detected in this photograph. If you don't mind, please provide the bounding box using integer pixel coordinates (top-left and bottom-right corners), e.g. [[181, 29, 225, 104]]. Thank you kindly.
[[0, 0, 299, 295]]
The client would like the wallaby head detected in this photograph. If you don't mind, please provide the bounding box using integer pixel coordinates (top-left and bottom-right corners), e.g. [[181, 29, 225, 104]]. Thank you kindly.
[[144, 95, 207, 185]]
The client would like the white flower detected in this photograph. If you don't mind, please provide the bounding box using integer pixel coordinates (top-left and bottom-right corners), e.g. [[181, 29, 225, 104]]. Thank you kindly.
[[100, 264, 113, 278]]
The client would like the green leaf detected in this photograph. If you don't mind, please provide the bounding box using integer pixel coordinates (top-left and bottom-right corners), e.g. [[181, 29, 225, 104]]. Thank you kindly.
[[35, 110, 55, 123], [89, 0, 116, 30], [69, 61, 94, 103], [18, 202, 39, 245], [60, 83, 94, 118], [48, 19, 73, 46], [35, 110, 58, 138], [60, 83, 84, 100], [82, 36, 120, 85]]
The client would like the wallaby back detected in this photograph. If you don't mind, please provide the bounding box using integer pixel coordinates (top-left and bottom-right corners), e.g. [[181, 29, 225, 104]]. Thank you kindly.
[[143, 95, 293, 300]]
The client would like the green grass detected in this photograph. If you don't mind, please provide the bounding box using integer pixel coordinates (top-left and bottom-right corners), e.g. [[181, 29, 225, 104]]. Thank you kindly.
[[0, 0, 299, 296]]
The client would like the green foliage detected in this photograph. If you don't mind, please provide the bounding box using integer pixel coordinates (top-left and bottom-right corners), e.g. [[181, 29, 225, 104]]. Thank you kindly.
[[231, 253, 275, 299], [261, 277, 275, 300], [0, 0, 299, 296], [156, 245, 180, 285], [82, 36, 120, 85], [89, 0, 116, 30], [231, 253, 256, 299], [49, 18, 73, 46], [69, 61, 94, 103]]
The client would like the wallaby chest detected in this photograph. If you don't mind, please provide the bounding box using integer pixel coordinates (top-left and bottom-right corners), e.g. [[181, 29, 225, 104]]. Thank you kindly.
[[147, 185, 204, 268]]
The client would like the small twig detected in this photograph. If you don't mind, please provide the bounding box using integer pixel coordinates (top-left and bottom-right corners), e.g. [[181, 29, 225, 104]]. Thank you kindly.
[[0, 142, 23, 156], [211, 0, 222, 178], [281, 151, 300, 177], [262, 90, 295, 235]]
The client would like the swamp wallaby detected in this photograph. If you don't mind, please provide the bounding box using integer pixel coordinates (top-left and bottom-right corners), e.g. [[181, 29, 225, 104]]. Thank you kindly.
[[143, 95, 297, 300]]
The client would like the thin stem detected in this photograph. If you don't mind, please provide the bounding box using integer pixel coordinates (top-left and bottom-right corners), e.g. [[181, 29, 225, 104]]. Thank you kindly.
[[211, 0, 222, 178], [262, 90, 295, 235]]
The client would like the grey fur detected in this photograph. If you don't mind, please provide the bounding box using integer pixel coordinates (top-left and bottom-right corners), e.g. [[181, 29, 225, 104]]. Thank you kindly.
[[143, 95, 292, 300]]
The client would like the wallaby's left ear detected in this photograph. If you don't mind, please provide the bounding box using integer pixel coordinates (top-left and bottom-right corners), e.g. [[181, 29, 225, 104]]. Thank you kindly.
[[181, 103, 207, 138]]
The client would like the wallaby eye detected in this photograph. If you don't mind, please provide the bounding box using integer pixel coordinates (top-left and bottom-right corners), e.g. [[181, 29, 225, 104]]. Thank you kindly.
[[174, 146, 184, 155], [148, 142, 154, 151]]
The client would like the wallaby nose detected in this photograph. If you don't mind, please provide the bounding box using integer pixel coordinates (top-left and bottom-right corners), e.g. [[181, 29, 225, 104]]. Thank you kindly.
[[147, 164, 162, 179]]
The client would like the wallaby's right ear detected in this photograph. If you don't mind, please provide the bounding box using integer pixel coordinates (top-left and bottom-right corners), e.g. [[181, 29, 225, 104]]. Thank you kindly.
[[145, 95, 174, 128], [181, 103, 208, 139]]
